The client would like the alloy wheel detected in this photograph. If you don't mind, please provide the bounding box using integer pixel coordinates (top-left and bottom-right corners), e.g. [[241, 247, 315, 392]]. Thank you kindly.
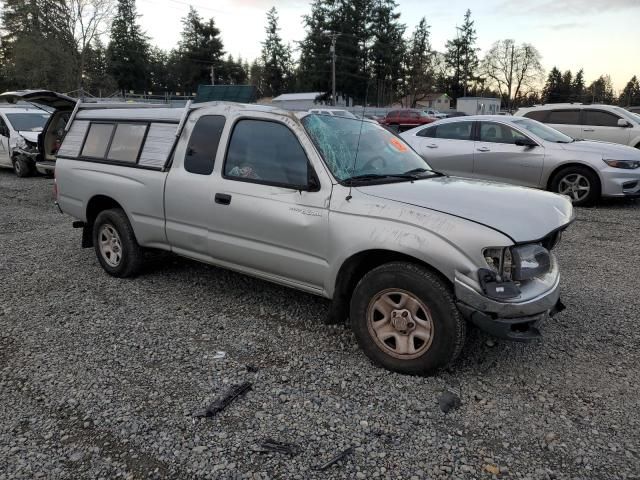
[[98, 224, 123, 267], [558, 173, 591, 202]]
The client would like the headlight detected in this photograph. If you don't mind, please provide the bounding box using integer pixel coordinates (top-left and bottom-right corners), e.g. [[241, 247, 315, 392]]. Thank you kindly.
[[511, 244, 551, 281], [15, 136, 27, 149], [603, 159, 640, 169], [484, 244, 551, 282]]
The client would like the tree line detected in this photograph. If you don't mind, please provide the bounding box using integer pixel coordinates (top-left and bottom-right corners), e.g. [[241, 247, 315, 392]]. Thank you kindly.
[[0, 0, 638, 109]]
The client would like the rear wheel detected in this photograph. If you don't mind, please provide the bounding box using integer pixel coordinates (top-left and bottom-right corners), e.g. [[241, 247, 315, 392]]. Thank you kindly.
[[350, 262, 466, 376], [13, 156, 33, 178], [93, 208, 143, 277], [550, 166, 600, 206]]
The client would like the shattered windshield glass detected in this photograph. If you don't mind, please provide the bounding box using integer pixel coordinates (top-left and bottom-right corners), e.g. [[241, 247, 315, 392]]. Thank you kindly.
[[302, 114, 432, 182]]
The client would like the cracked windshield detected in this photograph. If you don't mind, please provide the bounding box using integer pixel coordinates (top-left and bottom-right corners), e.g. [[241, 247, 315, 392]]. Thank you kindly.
[[303, 114, 432, 182]]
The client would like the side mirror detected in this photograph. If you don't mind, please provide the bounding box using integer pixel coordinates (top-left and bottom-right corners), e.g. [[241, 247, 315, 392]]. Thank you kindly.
[[618, 118, 631, 128], [515, 137, 537, 147]]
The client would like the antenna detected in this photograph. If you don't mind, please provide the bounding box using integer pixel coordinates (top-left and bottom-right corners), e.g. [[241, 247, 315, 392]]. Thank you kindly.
[[346, 73, 371, 202]]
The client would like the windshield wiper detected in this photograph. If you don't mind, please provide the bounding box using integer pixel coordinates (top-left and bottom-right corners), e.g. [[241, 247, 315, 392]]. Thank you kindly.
[[342, 173, 417, 185], [402, 168, 443, 177]]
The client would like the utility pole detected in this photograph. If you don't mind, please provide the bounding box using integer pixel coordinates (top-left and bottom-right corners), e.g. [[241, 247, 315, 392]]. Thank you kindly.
[[210, 65, 215, 85], [323, 31, 340, 106]]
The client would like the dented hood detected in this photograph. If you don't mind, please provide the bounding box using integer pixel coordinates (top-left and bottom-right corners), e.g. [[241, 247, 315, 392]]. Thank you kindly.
[[18, 131, 39, 143], [357, 176, 574, 243]]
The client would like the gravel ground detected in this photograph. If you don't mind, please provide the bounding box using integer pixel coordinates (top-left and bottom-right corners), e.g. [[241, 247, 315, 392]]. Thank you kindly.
[[1, 169, 639, 480]]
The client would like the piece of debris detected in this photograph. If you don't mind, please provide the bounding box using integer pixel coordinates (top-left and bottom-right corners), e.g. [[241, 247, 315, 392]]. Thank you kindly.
[[312, 446, 353, 471], [246, 364, 259, 373], [484, 464, 500, 475], [212, 351, 226, 360], [252, 438, 300, 456], [438, 390, 461, 413], [193, 382, 252, 418]]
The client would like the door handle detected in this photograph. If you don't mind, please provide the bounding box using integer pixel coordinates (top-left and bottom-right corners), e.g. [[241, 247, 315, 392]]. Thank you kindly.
[[583, 129, 595, 132], [215, 193, 232, 205], [477, 147, 491, 152], [426, 144, 438, 148]]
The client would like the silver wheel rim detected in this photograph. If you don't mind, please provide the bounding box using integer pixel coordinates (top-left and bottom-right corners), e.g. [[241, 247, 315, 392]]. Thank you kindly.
[[98, 224, 123, 267], [366, 289, 435, 360], [558, 173, 591, 202]]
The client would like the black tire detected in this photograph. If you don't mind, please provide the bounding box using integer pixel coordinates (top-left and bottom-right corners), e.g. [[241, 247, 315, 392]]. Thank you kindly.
[[550, 166, 600, 207], [92, 208, 143, 278], [13, 156, 33, 178], [350, 262, 466, 376]]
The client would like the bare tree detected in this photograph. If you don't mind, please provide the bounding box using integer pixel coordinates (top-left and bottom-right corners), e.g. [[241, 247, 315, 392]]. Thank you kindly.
[[481, 39, 544, 111], [66, 0, 116, 91]]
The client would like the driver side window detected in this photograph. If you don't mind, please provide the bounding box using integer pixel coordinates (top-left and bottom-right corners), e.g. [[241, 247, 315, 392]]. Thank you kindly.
[[224, 119, 310, 188], [479, 122, 527, 144]]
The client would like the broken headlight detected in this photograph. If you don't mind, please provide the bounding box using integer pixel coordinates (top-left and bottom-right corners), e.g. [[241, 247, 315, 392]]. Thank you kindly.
[[484, 244, 551, 282], [511, 244, 551, 281]]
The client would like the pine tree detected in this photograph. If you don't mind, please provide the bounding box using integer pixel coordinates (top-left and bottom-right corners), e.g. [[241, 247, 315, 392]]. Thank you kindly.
[[83, 38, 117, 96], [405, 17, 434, 107], [260, 7, 293, 97], [107, 0, 150, 93], [445, 9, 479, 100], [542, 67, 563, 103], [369, 0, 406, 106], [572, 69, 585, 103], [173, 7, 225, 94], [560, 70, 573, 102], [619, 75, 640, 106], [588, 75, 615, 104], [297, 0, 335, 94], [0, 0, 77, 91]]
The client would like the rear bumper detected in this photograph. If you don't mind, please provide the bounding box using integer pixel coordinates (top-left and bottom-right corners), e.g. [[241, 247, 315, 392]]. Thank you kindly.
[[454, 271, 562, 341]]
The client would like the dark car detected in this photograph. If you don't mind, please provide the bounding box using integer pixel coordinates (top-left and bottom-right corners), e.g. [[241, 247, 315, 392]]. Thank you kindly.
[[381, 109, 436, 131]]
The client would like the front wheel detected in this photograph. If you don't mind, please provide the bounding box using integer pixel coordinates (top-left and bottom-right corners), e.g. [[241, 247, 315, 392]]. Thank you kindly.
[[350, 262, 466, 376], [93, 208, 143, 278], [550, 166, 600, 206], [13, 156, 33, 178]]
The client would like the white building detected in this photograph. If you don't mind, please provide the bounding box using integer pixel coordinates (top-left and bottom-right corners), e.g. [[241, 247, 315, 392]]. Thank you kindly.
[[456, 97, 501, 116], [271, 92, 351, 111]]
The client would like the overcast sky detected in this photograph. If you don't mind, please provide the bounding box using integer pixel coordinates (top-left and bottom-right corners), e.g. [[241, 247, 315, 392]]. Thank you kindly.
[[138, 0, 639, 91]]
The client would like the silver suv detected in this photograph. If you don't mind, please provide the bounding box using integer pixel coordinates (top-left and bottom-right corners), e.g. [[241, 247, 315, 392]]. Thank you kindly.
[[515, 104, 640, 149]]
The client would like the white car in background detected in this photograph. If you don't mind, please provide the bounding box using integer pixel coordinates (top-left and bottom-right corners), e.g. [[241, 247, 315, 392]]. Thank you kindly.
[[515, 104, 640, 149], [0, 106, 50, 177], [401, 115, 640, 206], [424, 109, 448, 119], [308, 108, 357, 119]]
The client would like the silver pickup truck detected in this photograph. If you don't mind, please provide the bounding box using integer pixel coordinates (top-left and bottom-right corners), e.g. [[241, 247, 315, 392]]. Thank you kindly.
[[1, 90, 574, 375]]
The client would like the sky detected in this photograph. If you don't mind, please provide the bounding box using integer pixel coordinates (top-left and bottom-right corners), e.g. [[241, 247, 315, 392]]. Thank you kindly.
[[138, 0, 640, 92]]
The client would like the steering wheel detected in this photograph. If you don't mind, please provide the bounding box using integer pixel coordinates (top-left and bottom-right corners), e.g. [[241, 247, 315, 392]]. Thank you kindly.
[[358, 155, 387, 173]]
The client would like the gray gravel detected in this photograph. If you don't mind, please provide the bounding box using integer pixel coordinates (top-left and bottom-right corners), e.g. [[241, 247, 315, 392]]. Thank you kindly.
[[1, 169, 639, 479]]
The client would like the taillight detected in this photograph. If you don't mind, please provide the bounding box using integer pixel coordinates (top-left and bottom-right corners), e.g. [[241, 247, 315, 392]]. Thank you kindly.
[[53, 139, 61, 154]]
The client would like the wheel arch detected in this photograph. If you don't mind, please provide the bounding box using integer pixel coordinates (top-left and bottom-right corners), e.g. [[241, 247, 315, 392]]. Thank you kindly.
[[327, 249, 451, 325], [545, 161, 602, 191], [83, 195, 134, 248]]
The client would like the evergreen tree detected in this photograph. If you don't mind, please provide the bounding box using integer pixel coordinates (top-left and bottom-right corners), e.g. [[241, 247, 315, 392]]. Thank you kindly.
[[260, 7, 293, 97], [542, 67, 563, 103], [571, 69, 586, 103], [445, 9, 479, 100], [107, 0, 150, 93], [369, 0, 406, 106], [559, 70, 573, 102], [173, 7, 225, 94], [587, 75, 615, 104], [249, 59, 265, 95], [619, 75, 640, 106], [83, 38, 117, 96], [405, 18, 434, 107], [0, 0, 77, 91], [297, 0, 335, 95]]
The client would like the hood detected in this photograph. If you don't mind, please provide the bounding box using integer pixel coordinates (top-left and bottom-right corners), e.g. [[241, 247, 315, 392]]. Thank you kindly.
[[18, 131, 40, 143], [0, 90, 76, 111], [558, 139, 640, 159], [357, 176, 573, 243]]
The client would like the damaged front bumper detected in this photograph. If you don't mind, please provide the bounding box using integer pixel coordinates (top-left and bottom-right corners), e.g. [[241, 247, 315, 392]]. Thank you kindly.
[[454, 265, 563, 341]]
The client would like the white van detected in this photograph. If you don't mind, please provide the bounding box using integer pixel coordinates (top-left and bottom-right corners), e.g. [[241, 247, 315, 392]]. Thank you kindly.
[[0, 106, 50, 177]]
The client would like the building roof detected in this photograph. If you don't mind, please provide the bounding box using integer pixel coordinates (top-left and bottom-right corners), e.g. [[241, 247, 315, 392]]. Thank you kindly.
[[272, 92, 324, 102], [457, 97, 501, 101]]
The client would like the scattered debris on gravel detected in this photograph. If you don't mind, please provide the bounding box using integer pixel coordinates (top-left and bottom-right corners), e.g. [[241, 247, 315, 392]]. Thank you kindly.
[[1, 171, 639, 479]]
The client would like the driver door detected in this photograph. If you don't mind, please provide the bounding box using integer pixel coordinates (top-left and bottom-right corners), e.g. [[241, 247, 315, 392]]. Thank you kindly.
[[208, 115, 332, 291], [0, 117, 11, 167]]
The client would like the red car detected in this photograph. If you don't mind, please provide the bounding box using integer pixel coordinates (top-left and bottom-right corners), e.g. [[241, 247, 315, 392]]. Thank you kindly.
[[381, 109, 436, 130]]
